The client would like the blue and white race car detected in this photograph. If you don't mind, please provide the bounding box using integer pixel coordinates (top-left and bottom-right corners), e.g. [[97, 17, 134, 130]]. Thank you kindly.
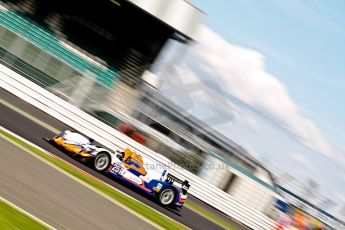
[[107, 148, 189, 209], [47, 130, 190, 210]]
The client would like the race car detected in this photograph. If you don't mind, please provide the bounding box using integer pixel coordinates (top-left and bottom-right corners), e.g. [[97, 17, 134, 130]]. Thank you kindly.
[[46, 130, 111, 167], [46, 130, 190, 209]]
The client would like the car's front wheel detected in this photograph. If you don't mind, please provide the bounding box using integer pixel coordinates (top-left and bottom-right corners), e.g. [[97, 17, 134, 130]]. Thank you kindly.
[[93, 152, 111, 173], [158, 187, 176, 207]]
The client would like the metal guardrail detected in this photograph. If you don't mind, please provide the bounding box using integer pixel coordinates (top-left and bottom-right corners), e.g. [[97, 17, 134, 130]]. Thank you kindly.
[[0, 64, 277, 230]]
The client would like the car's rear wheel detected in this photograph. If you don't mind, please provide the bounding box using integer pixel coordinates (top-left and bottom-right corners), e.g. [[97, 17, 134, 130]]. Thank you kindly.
[[158, 187, 176, 207], [93, 152, 111, 173]]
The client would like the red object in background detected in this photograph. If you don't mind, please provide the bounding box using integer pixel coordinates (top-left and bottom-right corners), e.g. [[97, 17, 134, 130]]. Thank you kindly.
[[117, 123, 135, 136], [131, 132, 146, 145], [117, 123, 146, 145]]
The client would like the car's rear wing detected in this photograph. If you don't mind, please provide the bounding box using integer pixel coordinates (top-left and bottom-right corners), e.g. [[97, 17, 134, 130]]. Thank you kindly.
[[166, 173, 190, 195]]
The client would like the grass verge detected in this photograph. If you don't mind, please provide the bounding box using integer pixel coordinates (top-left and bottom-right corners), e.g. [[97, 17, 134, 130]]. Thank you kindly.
[[0, 128, 187, 230], [0, 199, 48, 230]]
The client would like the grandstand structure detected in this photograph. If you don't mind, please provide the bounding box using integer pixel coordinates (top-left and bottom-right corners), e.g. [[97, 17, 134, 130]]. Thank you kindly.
[[1, 0, 203, 87]]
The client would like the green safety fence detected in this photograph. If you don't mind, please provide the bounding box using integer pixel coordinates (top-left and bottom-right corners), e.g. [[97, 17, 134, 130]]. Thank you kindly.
[[0, 9, 118, 87]]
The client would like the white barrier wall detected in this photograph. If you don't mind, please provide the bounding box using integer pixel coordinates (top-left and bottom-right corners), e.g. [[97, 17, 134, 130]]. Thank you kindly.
[[0, 64, 277, 230]]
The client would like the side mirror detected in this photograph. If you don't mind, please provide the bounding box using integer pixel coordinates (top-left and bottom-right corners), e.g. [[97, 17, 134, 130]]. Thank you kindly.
[[116, 151, 125, 160]]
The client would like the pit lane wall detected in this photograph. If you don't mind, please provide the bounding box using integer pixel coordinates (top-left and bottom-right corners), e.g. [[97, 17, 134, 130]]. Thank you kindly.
[[1, 61, 278, 230]]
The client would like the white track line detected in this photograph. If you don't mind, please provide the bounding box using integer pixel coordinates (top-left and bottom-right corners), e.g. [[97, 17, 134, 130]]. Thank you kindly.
[[0, 196, 56, 230]]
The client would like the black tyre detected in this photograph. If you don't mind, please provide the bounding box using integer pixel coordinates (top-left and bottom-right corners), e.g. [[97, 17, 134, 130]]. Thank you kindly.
[[93, 152, 111, 173], [157, 187, 176, 207]]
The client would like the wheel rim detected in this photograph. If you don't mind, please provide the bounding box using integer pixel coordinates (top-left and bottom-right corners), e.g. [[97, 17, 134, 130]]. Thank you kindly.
[[95, 154, 109, 171], [160, 189, 175, 205]]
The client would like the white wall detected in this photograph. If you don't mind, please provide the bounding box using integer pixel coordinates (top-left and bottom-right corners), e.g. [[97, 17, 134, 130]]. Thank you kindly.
[[198, 154, 232, 189], [199, 154, 279, 213], [228, 177, 275, 213], [254, 167, 274, 186]]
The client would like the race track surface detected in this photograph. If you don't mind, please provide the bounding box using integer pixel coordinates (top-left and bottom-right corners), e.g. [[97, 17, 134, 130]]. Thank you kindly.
[[0, 89, 245, 230], [0, 137, 157, 230]]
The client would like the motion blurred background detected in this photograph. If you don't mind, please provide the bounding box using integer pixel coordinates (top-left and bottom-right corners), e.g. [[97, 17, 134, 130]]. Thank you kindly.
[[0, 0, 344, 229]]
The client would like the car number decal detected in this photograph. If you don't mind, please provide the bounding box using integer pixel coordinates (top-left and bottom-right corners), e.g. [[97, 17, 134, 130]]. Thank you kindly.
[[112, 163, 122, 173]]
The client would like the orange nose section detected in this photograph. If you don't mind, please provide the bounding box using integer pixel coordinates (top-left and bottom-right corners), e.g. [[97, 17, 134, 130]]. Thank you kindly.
[[54, 136, 64, 145], [54, 137, 82, 153]]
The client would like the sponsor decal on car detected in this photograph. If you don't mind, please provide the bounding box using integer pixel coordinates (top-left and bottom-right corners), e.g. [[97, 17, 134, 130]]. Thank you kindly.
[[153, 183, 163, 192]]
